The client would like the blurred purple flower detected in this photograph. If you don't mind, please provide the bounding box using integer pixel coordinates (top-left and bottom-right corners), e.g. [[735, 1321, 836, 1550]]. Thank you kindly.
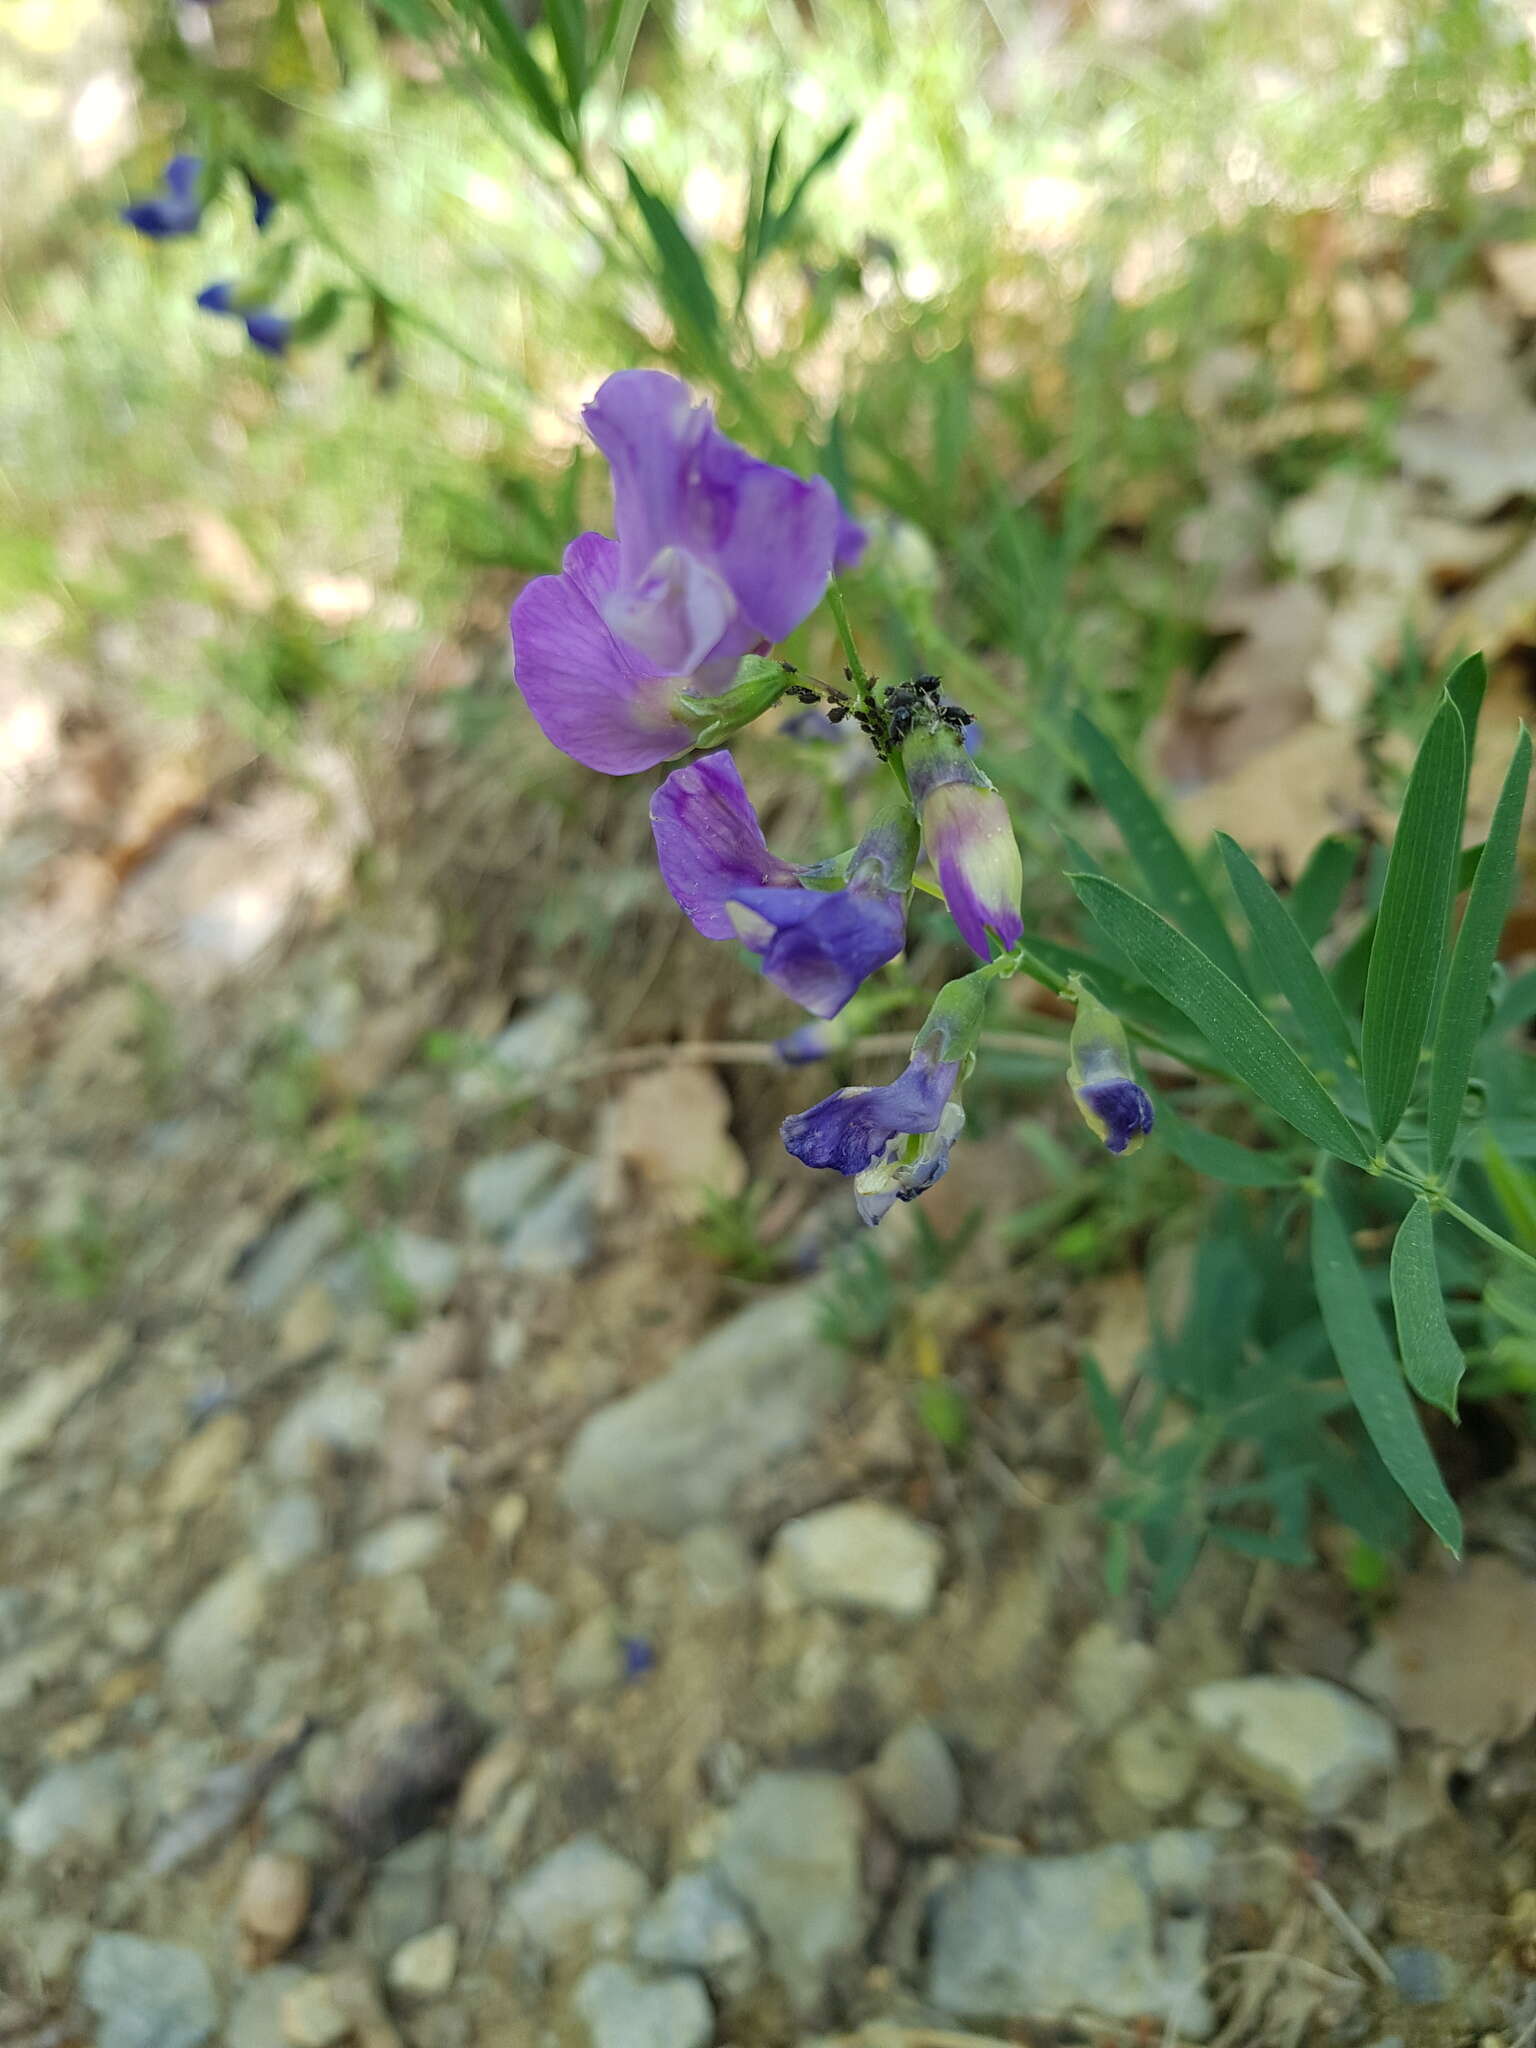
[[196, 282, 291, 357], [121, 154, 203, 239], [774, 1019, 839, 1065], [245, 171, 278, 231], [512, 371, 851, 774]]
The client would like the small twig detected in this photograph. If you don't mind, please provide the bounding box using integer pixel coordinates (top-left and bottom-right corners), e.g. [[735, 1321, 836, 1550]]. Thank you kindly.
[[538, 1029, 1193, 1090], [1303, 1874, 1395, 1987]]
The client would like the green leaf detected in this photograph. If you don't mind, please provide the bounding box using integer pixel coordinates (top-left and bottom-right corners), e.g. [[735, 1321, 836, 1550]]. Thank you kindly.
[[1071, 711, 1248, 986], [1390, 1199, 1467, 1420], [1080, 1353, 1127, 1455], [1218, 834, 1359, 1082], [1360, 695, 1467, 1141], [1445, 651, 1487, 765], [1071, 875, 1373, 1166], [457, 0, 573, 155], [623, 162, 722, 354], [1311, 1194, 1461, 1553], [766, 117, 856, 251], [1150, 1093, 1301, 1186], [1427, 726, 1531, 1172], [1291, 834, 1358, 946], [1484, 1132, 1536, 1253], [542, 0, 587, 115]]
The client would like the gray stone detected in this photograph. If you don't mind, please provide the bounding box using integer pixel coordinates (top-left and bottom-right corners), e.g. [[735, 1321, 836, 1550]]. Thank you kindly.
[[325, 1231, 462, 1316], [500, 1579, 562, 1633], [572, 1960, 712, 2048], [1188, 1676, 1396, 1817], [164, 1559, 268, 1710], [460, 1143, 567, 1238], [268, 1374, 385, 1481], [363, 1830, 448, 1959], [485, 992, 591, 1085], [255, 1490, 327, 1574], [238, 1200, 348, 1316], [10, 1753, 130, 1859], [1110, 1706, 1200, 1815], [634, 1867, 758, 1995], [228, 1965, 308, 2048], [678, 1524, 754, 1608], [502, 1833, 651, 1954], [502, 1162, 598, 1276], [79, 1933, 219, 2048], [554, 1610, 626, 1697], [927, 1831, 1217, 2032], [1386, 1945, 1460, 2006], [388, 1923, 459, 1998], [768, 1499, 943, 1619], [559, 1289, 849, 1535], [352, 1511, 448, 1578], [867, 1720, 963, 1844], [717, 1770, 867, 2017]]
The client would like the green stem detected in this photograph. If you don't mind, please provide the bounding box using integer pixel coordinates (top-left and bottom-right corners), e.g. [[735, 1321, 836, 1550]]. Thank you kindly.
[[1435, 1198, 1536, 1279], [825, 581, 871, 709]]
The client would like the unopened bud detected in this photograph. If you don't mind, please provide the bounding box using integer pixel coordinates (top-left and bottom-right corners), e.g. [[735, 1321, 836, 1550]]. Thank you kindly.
[[905, 728, 1023, 961], [1067, 976, 1154, 1156]]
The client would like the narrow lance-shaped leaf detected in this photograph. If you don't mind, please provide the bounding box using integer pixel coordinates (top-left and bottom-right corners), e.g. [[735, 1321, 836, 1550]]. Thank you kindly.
[[1149, 1090, 1302, 1187], [1071, 875, 1373, 1167], [1390, 1198, 1467, 1420], [1071, 712, 1249, 987], [542, 0, 588, 117], [1446, 651, 1487, 772], [1360, 695, 1467, 1141], [1311, 1194, 1462, 1554], [1428, 726, 1532, 1173], [1218, 833, 1358, 1083], [623, 162, 722, 352], [1291, 833, 1358, 947]]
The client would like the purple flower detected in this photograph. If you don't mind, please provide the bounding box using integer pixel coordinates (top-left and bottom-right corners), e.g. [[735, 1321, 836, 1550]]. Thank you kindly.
[[782, 1046, 964, 1225], [729, 884, 906, 1019], [583, 370, 842, 688], [121, 154, 203, 239], [512, 372, 848, 774], [196, 282, 291, 357], [775, 1020, 839, 1064], [651, 757, 912, 1017], [1067, 976, 1154, 1156], [513, 535, 692, 775], [833, 506, 869, 573], [649, 751, 800, 936], [906, 728, 1022, 961], [245, 170, 278, 231]]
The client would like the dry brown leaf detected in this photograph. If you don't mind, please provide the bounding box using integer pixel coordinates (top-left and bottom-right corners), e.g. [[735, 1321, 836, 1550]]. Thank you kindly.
[[186, 511, 277, 610], [1352, 1554, 1536, 1752], [1488, 240, 1536, 319], [1175, 718, 1373, 874], [1156, 582, 1325, 792], [1437, 532, 1536, 662], [1396, 291, 1536, 515], [597, 1064, 747, 1225]]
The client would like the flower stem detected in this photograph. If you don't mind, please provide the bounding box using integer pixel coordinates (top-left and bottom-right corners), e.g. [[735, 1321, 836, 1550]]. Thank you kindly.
[[825, 581, 871, 709]]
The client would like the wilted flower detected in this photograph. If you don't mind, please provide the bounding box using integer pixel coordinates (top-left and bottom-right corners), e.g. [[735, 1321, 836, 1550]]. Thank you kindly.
[[512, 371, 849, 774], [121, 154, 204, 239], [651, 753, 912, 1018], [781, 970, 986, 1223], [905, 725, 1023, 961], [1067, 976, 1154, 1156]]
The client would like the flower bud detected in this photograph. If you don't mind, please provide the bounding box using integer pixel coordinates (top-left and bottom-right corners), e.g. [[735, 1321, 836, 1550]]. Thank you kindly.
[[678, 656, 794, 748], [905, 729, 1023, 961], [1067, 976, 1154, 1156]]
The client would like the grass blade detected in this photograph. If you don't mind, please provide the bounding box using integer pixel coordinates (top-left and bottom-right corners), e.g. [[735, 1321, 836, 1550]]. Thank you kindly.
[[1390, 1198, 1467, 1420], [1360, 695, 1467, 1141], [542, 0, 587, 117], [1427, 726, 1531, 1173], [1071, 875, 1373, 1166], [1446, 651, 1487, 766], [1151, 1096, 1302, 1186], [623, 162, 722, 354], [1291, 833, 1358, 946], [1311, 1194, 1461, 1553], [1071, 711, 1248, 986], [1218, 834, 1358, 1083]]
